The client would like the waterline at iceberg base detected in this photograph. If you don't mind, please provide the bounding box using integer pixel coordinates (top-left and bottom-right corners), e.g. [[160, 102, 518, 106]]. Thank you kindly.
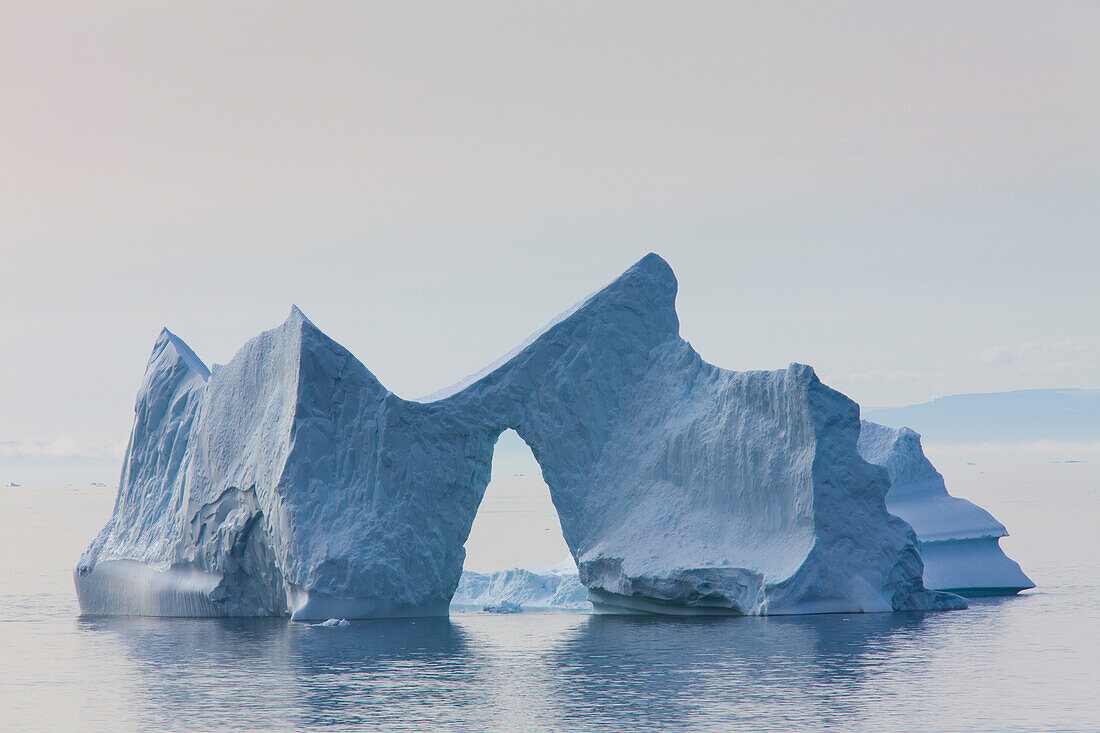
[[75, 254, 1028, 620]]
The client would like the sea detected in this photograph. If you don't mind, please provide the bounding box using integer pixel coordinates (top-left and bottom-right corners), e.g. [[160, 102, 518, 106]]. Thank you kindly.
[[1, 451, 1097, 732]]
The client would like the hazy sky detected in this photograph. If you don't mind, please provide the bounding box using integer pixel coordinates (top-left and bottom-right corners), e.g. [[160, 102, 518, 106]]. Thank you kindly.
[[2, 1, 1097, 478]]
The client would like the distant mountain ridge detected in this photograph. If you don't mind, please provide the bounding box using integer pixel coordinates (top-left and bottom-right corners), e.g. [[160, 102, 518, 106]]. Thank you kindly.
[[863, 388, 1100, 445]]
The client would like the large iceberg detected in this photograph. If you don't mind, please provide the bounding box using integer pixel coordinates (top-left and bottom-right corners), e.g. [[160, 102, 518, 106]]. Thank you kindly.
[[858, 421, 1034, 596], [76, 253, 968, 619]]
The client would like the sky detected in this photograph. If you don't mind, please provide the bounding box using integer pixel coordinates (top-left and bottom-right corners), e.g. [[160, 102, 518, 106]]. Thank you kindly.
[[1, 1, 1097, 481]]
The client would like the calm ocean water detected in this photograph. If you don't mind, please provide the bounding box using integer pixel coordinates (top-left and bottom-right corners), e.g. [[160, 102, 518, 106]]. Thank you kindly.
[[2, 457, 1097, 732]]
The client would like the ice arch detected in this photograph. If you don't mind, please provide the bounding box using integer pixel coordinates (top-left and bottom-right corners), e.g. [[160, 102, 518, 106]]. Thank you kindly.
[[76, 254, 968, 620]]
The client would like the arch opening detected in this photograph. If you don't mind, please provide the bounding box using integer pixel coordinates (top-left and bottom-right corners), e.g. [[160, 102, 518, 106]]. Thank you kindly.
[[451, 429, 590, 613], [462, 429, 568, 572]]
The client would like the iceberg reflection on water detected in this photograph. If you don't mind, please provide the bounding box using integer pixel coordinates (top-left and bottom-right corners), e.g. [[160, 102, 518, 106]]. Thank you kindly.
[[74, 602, 1033, 732]]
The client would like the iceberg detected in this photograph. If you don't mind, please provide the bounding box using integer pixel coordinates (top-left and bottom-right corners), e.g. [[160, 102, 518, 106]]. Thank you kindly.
[[858, 421, 1034, 596], [76, 253, 967, 619], [452, 560, 592, 612]]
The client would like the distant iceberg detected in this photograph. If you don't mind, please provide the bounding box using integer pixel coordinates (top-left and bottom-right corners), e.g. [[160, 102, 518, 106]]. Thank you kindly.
[[76, 254, 974, 620], [453, 560, 591, 612], [858, 421, 1033, 596]]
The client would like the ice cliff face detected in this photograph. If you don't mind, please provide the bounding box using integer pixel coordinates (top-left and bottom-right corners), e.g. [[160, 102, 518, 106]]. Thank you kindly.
[[77, 254, 967, 619], [858, 421, 1034, 596]]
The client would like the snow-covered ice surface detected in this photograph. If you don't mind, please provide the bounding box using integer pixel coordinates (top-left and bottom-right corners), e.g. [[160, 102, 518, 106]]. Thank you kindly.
[[858, 421, 1034, 596], [76, 253, 965, 619]]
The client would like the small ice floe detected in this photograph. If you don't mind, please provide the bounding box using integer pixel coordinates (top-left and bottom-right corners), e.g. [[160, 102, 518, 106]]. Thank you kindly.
[[6, 482, 20, 487], [311, 618, 351, 627]]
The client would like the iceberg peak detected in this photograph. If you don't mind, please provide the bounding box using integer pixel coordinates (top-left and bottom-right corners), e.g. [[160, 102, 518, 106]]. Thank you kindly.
[[286, 304, 315, 329], [419, 251, 678, 403], [154, 327, 210, 381]]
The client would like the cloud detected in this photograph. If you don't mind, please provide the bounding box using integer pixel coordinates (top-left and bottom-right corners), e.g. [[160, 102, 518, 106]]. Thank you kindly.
[[0, 437, 126, 460], [977, 342, 1040, 366], [977, 340, 1094, 373]]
